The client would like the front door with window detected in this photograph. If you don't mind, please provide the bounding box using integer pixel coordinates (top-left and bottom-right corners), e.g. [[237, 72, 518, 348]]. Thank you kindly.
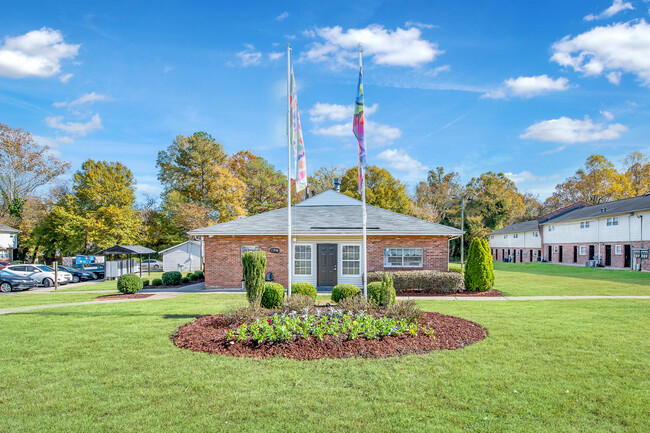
[[317, 244, 337, 287], [573, 246, 578, 263]]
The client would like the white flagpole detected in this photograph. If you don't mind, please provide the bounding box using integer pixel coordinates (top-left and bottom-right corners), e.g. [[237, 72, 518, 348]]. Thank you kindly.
[[287, 43, 292, 297], [359, 45, 368, 300]]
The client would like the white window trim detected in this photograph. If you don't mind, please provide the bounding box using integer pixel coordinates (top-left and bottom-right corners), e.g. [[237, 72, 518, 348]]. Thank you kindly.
[[293, 244, 313, 276], [340, 244, 362, 276], [615, 245, 622, 255], [383, 247, 424, 268], [579, 246, 586, 255]]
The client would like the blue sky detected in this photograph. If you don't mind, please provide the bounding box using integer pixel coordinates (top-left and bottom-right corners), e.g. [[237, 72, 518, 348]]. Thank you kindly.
[[1, 0, 649, 201]]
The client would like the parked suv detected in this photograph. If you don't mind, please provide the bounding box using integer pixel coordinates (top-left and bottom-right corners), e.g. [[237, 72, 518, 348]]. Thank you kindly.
[[4, 264, 71, 287], [72, 263, 105, 279], [59, 266, 94, 283]]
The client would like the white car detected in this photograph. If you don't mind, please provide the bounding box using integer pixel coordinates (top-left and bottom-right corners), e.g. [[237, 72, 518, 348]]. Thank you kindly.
[[4, 264, 71, 287], [140, 259, 163, 270]]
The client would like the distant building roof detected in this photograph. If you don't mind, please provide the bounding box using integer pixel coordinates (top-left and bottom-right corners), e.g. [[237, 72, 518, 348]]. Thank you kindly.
[[490, 220, 539, 235], [96, 245, 156, 255], [189, 190, 463, 236], [542, 194, 650, 224], [158, 240, 201, 255], [0, 224, 20, 234]]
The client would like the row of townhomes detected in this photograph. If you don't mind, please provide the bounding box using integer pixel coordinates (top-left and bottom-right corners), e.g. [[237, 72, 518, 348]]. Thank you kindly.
[[0, 224, 20, 262], [190, 187, 463, 289], [488, 194, 650, 271]]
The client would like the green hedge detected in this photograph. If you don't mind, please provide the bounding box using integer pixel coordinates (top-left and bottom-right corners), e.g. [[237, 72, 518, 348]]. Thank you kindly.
[[162, 271, 182, 286], [291, 282, 317, 300], [261, 282, 284, 308], [181, 277, 190, 284], [189, 272, 199, 281], [194, 270, 204, 278], [141, 278, 150, 286], [367, 270, 464, 294], [117, 274, 143, 294], [331, 284, 361, 303], [151, 278, 163, 286], [367, 277, 396, 306], [367, 282, 384, 304]]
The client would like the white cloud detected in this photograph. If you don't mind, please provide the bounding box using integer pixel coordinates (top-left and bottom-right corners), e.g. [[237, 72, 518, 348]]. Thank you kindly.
[[405, 21, 436, 30], [59, 73, 73, 83], [304, 25, 442, 68], [53, 92, 110, 108], [45, 113, 103, 136], [236, 44, 262, 66], [504, 171, 557, 184], [520, 116, 627, 144], [600, 110, 614, 121], [275, 12, 289, 21], [313, 120, 401, 145], [584, 0, 633, 21], [0, 28, 79, 79], [309, 102, 378, 122], [269, 51, 284, 61], [551, 20, 650, 86], [137, 183, 162, 195], [376, 148, 428, 173], [483, 75, 571, 99]]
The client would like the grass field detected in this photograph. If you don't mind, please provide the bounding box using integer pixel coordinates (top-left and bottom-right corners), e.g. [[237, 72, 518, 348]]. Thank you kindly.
[[492, 262, 650, 296], [0, 292, 648, 432], [0, 293, 106, 309]]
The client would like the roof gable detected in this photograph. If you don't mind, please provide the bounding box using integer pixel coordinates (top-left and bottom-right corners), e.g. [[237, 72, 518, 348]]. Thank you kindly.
[[296, 190, 361, 207]]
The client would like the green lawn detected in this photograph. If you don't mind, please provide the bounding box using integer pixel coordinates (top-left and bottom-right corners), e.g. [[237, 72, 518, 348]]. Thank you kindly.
[[0, 293, 107, 309], [0, 293, 648, 432], [57, 271, 196, 292], [493, 262, 650, 296]]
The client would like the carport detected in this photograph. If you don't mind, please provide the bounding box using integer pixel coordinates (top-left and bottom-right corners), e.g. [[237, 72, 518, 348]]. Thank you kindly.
[[96, 245, 156, 278]]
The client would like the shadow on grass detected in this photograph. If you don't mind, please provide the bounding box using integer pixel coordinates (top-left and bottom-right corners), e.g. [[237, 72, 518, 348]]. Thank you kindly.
[[10, 311, 209, 319], [494, 262, 650, 286], [163, 314, 202, 320]]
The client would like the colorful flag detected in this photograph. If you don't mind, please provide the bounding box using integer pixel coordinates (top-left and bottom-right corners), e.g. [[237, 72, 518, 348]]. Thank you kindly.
[[353, 66, 366, 192], [289, 66, 307, 192]]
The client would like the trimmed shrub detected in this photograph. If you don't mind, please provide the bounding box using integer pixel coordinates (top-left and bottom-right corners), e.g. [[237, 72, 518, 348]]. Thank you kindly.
[[338, 295, 379, 315], [194, 270, 204, 278], [367, 281, 384, 304], [261, 282, 284, 309], [380, 274, 396, 307], [291, 282, 317, 300], [151, 278, 163, 286], [242, 251, 266, 305], [367, 270, 464, 294], [162, 271, 182, 286], [482, 239, 495, 287], [387, 300, 422, 324], [465, 238, 494, 292], [141, 278, 150, 286], [181, 277, 190, 284], [331, 284, 361, 303], [117, 273, 143, 294], [189, 272, 200, 281]]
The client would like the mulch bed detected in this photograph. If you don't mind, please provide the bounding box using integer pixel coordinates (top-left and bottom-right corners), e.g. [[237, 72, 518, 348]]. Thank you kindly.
[[397, 289, 503, 298], [172, 312, 486, 360], [95, 293, 154, 301]]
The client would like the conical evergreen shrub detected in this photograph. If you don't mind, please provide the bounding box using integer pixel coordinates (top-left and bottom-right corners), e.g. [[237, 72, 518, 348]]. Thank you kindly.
[[464, 238, 493, 291], [242, 251, 267, 305]]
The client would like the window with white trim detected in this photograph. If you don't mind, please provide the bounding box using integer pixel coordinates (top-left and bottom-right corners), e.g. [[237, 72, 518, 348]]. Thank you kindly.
[[580, 221, 590, 229], [532, 231, 539, 237], [547, 225, 555, 232], [341, 245, 361, 275], [579, 246, 586, 255], [294, 245, 312, 275], [0, 249, 8, 259], [606, 217, 619, 226], [554, 246, 558, 253], [384, 248, 423, 268], [513, 234, 518, 239], [504, 235, 507, 239], [615, 245, 622, 255]]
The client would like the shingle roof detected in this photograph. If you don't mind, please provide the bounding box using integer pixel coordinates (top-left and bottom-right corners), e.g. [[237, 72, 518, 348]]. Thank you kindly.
[[543, 194, 650, 224], [96, 245, 157, 255], [189, 190, 463, 236], [158, 240, 201, 254], [0, 224, 20, 234], [489, 220, 539, 235]]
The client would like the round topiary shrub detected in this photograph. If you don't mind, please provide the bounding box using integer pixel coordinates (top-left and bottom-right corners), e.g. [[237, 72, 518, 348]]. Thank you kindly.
[[151, 278, 163, 286], [162, 271, 182, 286], [117, 273, 143, 294], [181, 277, 190, 284], [367, 281, 384, 304], [291, 282, 317, 300], [189, 272, 199, 281], [141, 278, 150, 286], [331, 284, 361, 303], [261, 282, 284, 308], [194, 270, 204, 278]]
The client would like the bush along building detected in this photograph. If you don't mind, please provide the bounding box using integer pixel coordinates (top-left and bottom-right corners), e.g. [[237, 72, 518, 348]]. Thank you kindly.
[[488, 194, 650, 271], [189, 188, 463, 289]]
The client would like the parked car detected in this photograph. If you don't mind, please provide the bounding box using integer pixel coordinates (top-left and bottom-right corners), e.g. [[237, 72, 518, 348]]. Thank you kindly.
[[72, 263, 105, 279], [140, 259, 162, 270], [0, 269, 37, 292], [4, 264, 70, 287], [59, 266, 94, 283], [0, 261, 12, 270]]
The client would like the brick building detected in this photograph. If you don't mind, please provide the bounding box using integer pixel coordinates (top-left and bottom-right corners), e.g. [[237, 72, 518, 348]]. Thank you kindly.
[[488, 194, 650, 271], [189, 189, 462, 289]]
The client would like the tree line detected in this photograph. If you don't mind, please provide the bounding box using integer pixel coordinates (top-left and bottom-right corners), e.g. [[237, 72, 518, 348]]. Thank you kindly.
[[1, 123, 648, 262]]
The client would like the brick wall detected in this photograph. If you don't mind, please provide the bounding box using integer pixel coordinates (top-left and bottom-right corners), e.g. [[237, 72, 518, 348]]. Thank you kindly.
[[204, 234, 451, 288]]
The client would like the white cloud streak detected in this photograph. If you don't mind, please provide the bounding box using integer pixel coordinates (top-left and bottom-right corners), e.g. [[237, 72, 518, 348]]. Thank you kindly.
[[483, 75, 571, 99], [45, 113, 103, 136], [275, 12, 289, 21], [312, 120, 401, 145], [236, 44, 262, 66], [376, 148, 428, 173], [551, 20, 650, 86], [520, 116, 627, 144], [308, 102, 378, 122], [0, 27, 79, 79], [53, 92, 110, 108], [504, 171, 557, 184], [304, 25, 442, 68], [584, 0, 634, 21]]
